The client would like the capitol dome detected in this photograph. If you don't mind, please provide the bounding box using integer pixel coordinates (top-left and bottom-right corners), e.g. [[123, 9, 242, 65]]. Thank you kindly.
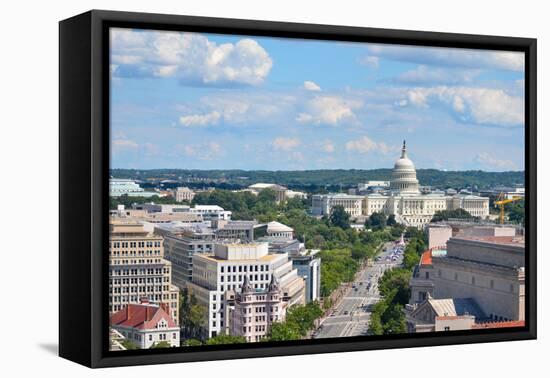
[[390, 140, 420, 194]]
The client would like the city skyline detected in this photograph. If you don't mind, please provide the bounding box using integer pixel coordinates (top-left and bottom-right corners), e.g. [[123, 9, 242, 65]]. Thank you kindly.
[[110, 28, 525, 172]]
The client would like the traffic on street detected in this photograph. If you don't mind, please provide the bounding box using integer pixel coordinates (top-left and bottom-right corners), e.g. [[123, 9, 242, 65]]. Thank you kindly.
[[313, 240, 405, 339]]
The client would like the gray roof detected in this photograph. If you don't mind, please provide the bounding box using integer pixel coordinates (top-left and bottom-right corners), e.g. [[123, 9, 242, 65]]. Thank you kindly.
[[427, 298, 486, 318]]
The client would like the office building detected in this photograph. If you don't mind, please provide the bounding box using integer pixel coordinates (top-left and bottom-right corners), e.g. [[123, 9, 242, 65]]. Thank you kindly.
[[187, 243, 305, 339], [109, 219, 179, 323]]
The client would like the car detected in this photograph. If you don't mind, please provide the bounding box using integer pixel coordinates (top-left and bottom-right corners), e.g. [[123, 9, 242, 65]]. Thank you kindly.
[[343, 310, 349, 315]]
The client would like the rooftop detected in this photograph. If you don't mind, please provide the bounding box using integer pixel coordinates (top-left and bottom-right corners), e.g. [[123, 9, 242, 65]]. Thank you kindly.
[[110, 303, 177, 330], [472, 320, 525, 329], [427, 297, 486, 319], [454, 235, 525, 247]]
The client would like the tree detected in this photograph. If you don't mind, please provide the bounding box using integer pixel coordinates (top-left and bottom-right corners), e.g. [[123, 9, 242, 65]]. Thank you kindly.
[[329, 205, 350, 229], [366, 212, 387, 230], [431, 208, 474, 222], [386, 214, 397, 226], [182, 339, 202, 347], [205, 334, 247, 345], [351, 242, 374, 261], [507, 199, 525, 225], [120, 339, 139, 350], [180, 290, 207, 339], [150, 341, 172, 349], [267, 322, 301, 341]]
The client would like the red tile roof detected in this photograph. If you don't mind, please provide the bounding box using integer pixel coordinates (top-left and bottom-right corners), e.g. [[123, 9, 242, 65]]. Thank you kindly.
[[110, 303, 177, 330], [472, 320, 525, 329], [420, 250, 432, 266]]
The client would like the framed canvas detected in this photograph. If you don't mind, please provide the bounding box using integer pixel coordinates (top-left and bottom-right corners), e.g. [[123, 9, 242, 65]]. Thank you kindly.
[[59, 10, 537, 368]]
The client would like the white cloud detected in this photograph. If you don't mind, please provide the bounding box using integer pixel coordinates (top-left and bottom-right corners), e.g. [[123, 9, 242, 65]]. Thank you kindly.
[[404, 86, 524, 126], [111, 139, 139, 153], [179, 111, 221, 127], [322, 140, 335, 153], [358, 56, 379, 69], [393, 65, 480, 85], [474, 152, 516, 170], [297, 96, 360, 126], [272, 137, 301, 151], [345, 135, 392, 155], [111, 29, 272, 86], [177, 93, 295, 127], [303, 80, 321, 91], [365, 44, 524, 71], [178, 142, 223, 160]]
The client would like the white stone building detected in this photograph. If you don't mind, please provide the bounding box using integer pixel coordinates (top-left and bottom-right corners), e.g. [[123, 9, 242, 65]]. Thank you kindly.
[[189, 205, 232, 221], [186, 243, 305, 339], [175, 186, 196, 202], [266, 221, 294, 240], [311, 193, 364, 217], [363, 141, 490, 227]]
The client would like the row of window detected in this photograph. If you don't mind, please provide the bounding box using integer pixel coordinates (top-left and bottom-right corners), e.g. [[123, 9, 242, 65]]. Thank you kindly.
[[221, 273, 270, 283], [110, 294, 169, 302], [110, 241, 161, 248], [110, 250, 161, 257], [221, 264, 269, 273], [110, 268, 169, 276], [111, 277, 168, 285], [110, 285, 171, 293], [110, 258, 163, 265]]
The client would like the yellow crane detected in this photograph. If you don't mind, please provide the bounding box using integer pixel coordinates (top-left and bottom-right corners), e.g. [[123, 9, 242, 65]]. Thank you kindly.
[[494, 193, 523, 224]]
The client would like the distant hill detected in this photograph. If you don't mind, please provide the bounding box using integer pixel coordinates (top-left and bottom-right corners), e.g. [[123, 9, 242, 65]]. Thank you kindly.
[[110, 168, 524, 191]]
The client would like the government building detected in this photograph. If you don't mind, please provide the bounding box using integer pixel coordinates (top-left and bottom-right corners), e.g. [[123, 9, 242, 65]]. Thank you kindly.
[[312, 141, 490, 227]]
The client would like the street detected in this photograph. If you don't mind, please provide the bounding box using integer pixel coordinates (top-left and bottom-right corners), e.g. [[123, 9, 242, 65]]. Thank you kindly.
[[313, 241, 404, 339]]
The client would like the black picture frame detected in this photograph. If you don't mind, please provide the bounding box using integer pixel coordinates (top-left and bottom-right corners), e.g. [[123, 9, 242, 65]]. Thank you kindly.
[[59, 9, 537, 368]]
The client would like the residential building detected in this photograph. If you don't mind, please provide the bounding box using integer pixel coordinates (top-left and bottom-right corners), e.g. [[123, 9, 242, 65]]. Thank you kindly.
[[110, 299, 180, 349], [187, 243, 305, 339], [109, 220, 179, 323]]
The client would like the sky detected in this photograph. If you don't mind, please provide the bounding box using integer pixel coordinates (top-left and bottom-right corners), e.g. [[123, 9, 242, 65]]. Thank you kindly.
[[110, 27, 525, 172]]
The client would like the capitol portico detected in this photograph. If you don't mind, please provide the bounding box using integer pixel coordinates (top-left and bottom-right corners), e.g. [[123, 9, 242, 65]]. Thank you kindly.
[[313, 141, 490, 228]]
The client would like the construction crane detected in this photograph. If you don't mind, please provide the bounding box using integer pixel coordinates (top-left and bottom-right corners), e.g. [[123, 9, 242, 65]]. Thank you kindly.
[[494, 193, 523, 224]]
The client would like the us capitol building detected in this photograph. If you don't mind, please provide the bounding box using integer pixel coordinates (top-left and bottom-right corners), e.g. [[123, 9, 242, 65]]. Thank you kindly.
[[312, 141, 490, 228]]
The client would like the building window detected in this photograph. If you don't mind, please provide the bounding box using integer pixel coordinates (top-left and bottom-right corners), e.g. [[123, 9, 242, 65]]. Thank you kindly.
[[471, 276, 476, 285]]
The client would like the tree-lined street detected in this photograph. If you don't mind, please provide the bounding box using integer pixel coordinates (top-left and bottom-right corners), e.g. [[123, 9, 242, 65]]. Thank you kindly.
[[313, 241, 404, 339]]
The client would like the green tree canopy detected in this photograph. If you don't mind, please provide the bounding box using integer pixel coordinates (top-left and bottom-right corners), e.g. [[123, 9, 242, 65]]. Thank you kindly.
[[366, 212, 387, 230], [329, 205, 350, 229], [150, 341, 172, 349], [205, 334, 247, 345]]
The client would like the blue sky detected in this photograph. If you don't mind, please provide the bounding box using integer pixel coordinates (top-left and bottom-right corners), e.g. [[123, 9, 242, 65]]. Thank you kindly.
[[110, 28, 525, 172]]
